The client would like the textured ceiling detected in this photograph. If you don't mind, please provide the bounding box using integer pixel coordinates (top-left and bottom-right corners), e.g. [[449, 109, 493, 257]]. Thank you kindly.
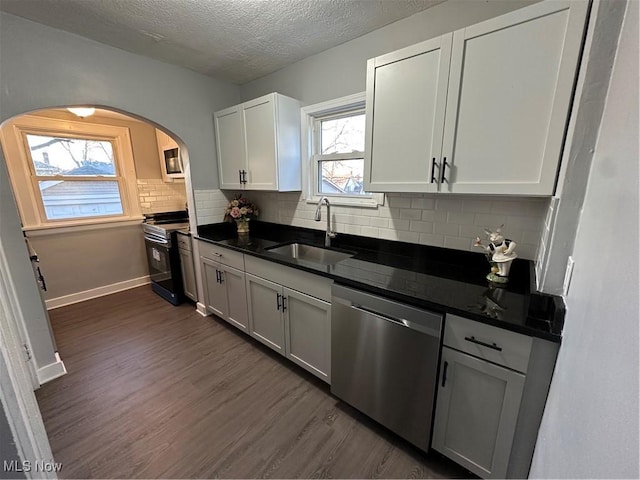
[[0, 0, 445, 85]]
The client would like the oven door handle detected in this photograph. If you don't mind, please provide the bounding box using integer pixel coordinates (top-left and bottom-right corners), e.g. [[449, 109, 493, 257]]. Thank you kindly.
[[144, 234, 169, 245]]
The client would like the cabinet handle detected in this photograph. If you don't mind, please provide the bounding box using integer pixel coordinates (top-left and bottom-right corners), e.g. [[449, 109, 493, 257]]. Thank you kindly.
[[441, 157, 448, 184], [239, 169, 242, 184], [218, 271, 224, 284], [215, 269, 220, 284], [282, 296, 287, 312], [430, 158, 438, 184], [276, 293, 281, 311], [464, 336, 503, 352], [442, 361, 448, 387], [241, 170, 247, 184]]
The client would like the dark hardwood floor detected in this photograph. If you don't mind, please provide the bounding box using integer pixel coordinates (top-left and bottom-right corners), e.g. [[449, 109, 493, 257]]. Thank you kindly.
[[36, 286, 471, 479]]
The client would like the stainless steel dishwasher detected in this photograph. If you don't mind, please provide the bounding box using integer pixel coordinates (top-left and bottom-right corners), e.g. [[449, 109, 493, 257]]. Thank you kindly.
[[331, 284, 443, 451]]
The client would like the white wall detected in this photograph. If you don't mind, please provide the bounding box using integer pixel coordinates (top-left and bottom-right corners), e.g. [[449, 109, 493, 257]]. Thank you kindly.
[[537, 0, 627, 294], [205, 0, 548, 258], [0, 12, 239, 377], [240, 0, 538, 104], [530, 0, 639, 476]]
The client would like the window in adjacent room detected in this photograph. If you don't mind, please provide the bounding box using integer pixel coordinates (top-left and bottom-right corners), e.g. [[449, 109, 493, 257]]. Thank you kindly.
[[25, 134, 123, 221], [0, 114, 142, 230]]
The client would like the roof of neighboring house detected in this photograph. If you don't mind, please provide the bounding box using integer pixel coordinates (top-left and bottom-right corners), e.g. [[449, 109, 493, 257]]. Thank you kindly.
[[65, 163, 115, 175], [40, 181, 120, 197], [321, 178, 345, 194]]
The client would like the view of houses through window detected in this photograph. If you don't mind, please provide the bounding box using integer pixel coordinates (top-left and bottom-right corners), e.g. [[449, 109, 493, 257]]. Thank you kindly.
[[25, 134, 124, 220], [316, 111, 367, 196]]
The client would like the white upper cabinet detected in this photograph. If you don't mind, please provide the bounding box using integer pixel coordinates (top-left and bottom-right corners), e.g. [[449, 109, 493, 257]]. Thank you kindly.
[[364, 0, 588, 196], [215, 106, 245, 189], [365, 34, 452, 193], [215, 93, 302, 191]]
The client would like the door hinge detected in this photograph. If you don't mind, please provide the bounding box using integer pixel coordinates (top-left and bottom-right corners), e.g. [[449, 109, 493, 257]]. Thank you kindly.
[[23, 344, 32, 361]]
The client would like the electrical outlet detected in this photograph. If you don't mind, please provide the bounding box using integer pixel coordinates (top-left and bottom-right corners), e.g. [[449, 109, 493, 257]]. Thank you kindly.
[[563, 256, 575, 296]]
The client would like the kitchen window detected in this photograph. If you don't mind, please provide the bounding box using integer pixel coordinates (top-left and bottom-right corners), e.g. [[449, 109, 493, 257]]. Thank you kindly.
[[0, 114, 142, 231], [302, 93, 383, 207]]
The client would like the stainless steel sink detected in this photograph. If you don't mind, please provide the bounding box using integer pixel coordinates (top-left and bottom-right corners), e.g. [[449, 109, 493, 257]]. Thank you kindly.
[[266, 242, 354, 265]]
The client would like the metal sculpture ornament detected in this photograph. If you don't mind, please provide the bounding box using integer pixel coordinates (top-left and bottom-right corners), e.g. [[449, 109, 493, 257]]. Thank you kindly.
[[474, 225, 517, 284]]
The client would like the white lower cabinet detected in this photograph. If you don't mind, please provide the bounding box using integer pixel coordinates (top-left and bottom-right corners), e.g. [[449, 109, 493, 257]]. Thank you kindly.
[[201, 257, 249, 333], [432, 347, 525, 479], [244, 256, 333, 382], [245, 273, 331, 382], [246, 273, 285, 354], [283, 288, 331, 383]]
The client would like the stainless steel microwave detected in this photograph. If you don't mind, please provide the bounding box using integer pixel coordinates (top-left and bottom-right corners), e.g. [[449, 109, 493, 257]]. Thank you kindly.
[[163, 147, 183, 177]]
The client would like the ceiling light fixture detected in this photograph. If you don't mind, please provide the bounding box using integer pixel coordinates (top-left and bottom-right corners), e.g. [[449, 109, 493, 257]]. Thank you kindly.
[[67, 107, 96, 118]]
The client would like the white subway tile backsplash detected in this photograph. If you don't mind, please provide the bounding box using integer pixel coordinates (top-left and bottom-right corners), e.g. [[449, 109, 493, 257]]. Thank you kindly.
[[400, 208, 423, 220], [410, 197, 436, 210], [193, 189, 546, 259], [387, 195, 412, 208], [447, 211, 475, 224], [462, 198, 494, 213], [474, 213, 507, 227], [137, 179, 186, 214], [435, 197, 464, 212], [409, 221, 434, 233], [389, 219, 410, 231], [397, 231, 420, 243], [434, 223, 460, 236], [419, 233, 445, 246], [421, 210, 448, 222], [378, 228, 399, 241], [360, 226, 379, 237], [444, 236, 472, 250]]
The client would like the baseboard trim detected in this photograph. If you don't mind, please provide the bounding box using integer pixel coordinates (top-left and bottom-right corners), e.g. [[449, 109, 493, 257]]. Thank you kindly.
[[37, 352, 66, 385], [196, 302, 209, 317], [45, 276, 151, 310]]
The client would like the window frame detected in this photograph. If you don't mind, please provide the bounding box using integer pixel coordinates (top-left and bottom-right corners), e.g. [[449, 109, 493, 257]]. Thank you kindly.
[[1, 114, 142, 232], [301, 93, 384, 208]]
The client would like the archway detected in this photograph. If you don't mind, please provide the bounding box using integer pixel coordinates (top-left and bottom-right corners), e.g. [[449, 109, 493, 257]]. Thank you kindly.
[[0, 104, 197, 470]]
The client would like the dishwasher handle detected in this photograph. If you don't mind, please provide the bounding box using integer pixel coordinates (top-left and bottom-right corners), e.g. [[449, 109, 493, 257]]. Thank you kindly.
[[350, 303, 441, 338]]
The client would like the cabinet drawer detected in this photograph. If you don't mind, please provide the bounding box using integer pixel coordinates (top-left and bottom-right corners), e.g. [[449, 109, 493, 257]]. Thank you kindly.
[[244, 255, 332, 302], [176, 232, 191, 251], [444, 314, 532, 373], [197, 240, 244, 271]]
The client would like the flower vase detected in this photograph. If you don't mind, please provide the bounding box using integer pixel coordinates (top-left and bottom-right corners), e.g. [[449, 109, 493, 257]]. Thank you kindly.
[[235, 218, 250, 234]]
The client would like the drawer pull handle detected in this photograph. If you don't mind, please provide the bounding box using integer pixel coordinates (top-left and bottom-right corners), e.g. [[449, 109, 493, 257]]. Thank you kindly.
[[464, 336, 502, 352]]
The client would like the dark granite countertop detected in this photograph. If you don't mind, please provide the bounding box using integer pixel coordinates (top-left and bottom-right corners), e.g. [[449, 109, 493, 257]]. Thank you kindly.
[[196, 221, 564, 343]]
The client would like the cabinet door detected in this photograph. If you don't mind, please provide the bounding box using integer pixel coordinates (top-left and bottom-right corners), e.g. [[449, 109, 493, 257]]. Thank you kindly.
[[201, 257, 227, 318], [179, 247, 197, 302], [243, 95, 279, 190], [364, 34, 452, 193], [432, 347, 525, 479], [221, 265, 249, 333], [245, 273, 285, 355], [442, 1, 588, 195], [215, 106, 245, 189], [283, 288, 331, 383]]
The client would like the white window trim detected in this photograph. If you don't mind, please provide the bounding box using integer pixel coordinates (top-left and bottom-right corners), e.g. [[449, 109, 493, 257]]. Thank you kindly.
[[301, 92, 384, 208], [0, 114, 142, 232]]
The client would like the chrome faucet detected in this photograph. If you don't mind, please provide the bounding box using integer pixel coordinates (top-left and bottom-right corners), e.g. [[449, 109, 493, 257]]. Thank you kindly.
[[315, 196, 336, 247]]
